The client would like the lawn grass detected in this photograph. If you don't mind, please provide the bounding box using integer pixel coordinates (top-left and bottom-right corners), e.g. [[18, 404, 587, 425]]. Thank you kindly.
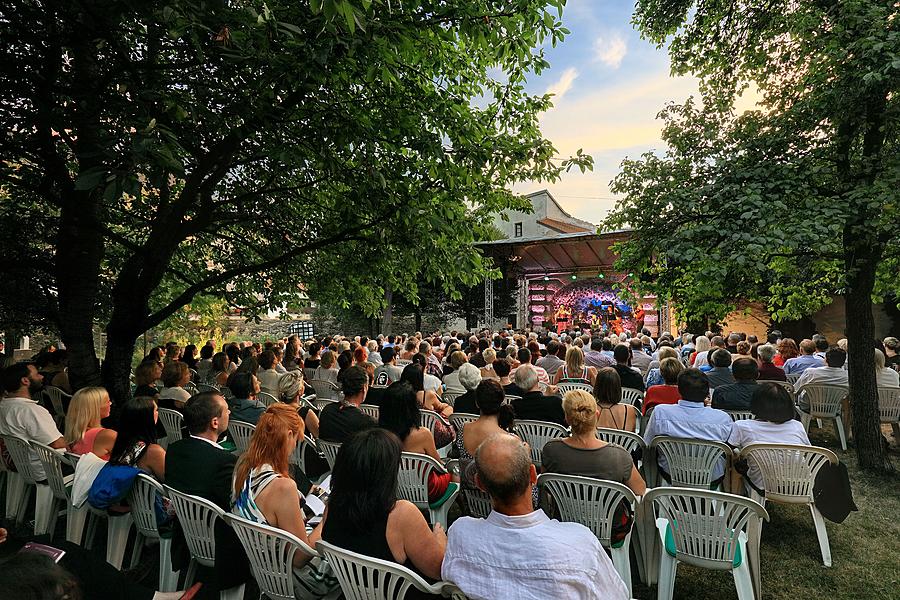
[[630, 424, 900, 600]]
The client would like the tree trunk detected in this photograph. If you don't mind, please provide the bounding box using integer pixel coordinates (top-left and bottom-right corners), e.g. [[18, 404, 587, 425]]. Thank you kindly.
[[101, 332, 138, 411], [383, 287, 393, 334], [844, 254, 889, 472]]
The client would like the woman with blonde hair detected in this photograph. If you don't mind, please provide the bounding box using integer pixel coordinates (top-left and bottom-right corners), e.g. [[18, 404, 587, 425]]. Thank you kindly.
[[314, 350, 339, 386], [479, 348, 498, 379], [690, 335, 711, 368], [553, 346, 597, 385], [232, 404, 322, 567], [277, 371, 320, 439], [542, 390, 645, 496], [65, 387, 117, 459]]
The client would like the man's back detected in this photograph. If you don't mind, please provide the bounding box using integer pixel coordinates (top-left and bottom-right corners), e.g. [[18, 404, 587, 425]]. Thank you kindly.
[[443, 510, 628, 600], [613, 364, 645, 392], [511, 392, 566, 426], [706, 366, 736, 389], [643, 400, 733, 480], [783, 354, 824, 375], [0, 396, 62, 479], [165, 436, 236, 510], [711, 381, 758, 411], [536, 354, 563, 376], [795, 365, 848, 390]]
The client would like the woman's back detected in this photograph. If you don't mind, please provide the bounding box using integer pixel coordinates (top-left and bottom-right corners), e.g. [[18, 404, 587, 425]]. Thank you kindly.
[[541, 439, 633, 484], [596, 403, 635, 432]]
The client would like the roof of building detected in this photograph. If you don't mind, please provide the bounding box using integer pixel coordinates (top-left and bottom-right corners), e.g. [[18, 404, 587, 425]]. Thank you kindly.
[[536, 217, 593, 234]]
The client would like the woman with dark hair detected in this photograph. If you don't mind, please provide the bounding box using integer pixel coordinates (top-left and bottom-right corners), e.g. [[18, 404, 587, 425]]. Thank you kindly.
[[452, 379, 516, 490], [321, 428, 446, 582], [773, 338, 799, 367], [378, 382, 458, 503], [224, 344, 242, 372], [336, 349, 354, 384], [400, 363, 451, 417], [593, 367, 636, 432], [110, 396, 165, 481], [728, 383, 810, 491], [211, 352, 231, 387], [181, 344, 198, 370]]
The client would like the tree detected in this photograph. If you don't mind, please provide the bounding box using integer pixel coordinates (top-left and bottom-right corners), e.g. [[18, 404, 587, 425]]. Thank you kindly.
[[605, 0, 900, 472], [1, 1, 590, 402]]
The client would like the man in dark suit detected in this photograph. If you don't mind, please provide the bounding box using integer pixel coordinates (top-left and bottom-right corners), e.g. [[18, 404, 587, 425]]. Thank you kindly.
[[509, 364, 566, 427], [712, 357, 759, 411], [165, 391, 249, 593]]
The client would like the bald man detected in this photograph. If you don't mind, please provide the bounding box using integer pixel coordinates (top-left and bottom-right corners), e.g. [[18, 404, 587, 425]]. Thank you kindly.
[[442, 434, 628, 600]]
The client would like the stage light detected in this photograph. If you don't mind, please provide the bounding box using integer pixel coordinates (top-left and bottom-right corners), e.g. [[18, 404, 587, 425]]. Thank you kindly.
[[543, 275, 549, 281], [571, 274, 577, 280], [597, 273, 605, 278]]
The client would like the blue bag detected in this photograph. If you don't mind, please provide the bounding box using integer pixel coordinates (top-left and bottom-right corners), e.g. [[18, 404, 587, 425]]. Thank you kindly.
[[87, 463, 141, 510]]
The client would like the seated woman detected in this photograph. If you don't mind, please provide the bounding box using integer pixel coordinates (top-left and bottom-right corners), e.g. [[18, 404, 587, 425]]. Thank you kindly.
[[453, 379, 516, 490], [553, 346, 597, 386], [232, 404, 322, 567], [133, 359, 162, 398], [728, 383, 810, 493], [211, 352, 231, 388], [321, 428, 446, 582], [400, 364, 452, 418], [451, 363, 482, 415], [110, 396, 166, 481], [593, 368, 636, 432], [65, 387, 117, 460], [313, 350, 340, 386], [158, 361, 192, 411], [379, 381, 459, 503], [181, 344, 198, 370], [644, 346, 680, 388], [277, 371, 319, 439], [875, 349, 900, 387], [642, 358, 683, 415], [542, 390, 646, 496], [479, 348, 498, 379]]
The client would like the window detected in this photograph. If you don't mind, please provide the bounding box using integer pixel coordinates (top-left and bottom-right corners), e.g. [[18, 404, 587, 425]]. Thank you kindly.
[[514, 222, 523, 237]]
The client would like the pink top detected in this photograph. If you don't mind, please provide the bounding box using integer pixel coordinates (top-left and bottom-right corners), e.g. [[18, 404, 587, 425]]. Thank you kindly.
[[69, 427, 109, 460]]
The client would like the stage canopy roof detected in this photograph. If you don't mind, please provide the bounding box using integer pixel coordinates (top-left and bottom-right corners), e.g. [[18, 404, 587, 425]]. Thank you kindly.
[[476, 230, 631, 275]]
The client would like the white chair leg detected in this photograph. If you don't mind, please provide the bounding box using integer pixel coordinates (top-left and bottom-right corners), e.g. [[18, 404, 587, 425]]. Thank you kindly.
[[130, 532, 145, 569], [219, 583, 246, 600], [816, 418, 823, 429], [733, 560, 755, 600], [106, 513, 134, 570], [84, 513, 99, 549], [66, 503, 89, 544], [5, 472, 25, 520], [15, 482, 34, 526], [185, 559, 198, 587], [834, 417, 847, 451], [611, 543, 633, 597], [810, 504, 832, 567], [632, 529, 647, 585], [800, 413, 811, 431], [33, 485, 55, 535], [158, 537, 180, 592], [657, 552, 677, 600]]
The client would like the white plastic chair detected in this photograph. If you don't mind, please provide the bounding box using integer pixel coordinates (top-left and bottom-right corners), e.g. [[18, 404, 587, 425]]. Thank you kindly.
[[396, 359, 413, 367], [225, 514, 319, 600], [196, 383, 221, 393], [785, 372, 802, 384], [504, 394, 522, 402], [596, 427, 645, 457], [290, 437, 321, 474], [317, 540, 464, 600], [257, 391, 279, 408], [419, 409, 454, 454], [738, 443, 838, 569], [448, 413, 479, 431], [164, 486, 246, 600], [302, 367, 318, 382], [514, 420, 569, 467], [229, 421, 256, 456], [310, 378, 340, 401], [183, 381, 199, 396], [798, 384, 848, 451], [83, 505, 135, 570], [878, 387, 900, 438], [43, 386, 72, 428], [537, 474, 639, 596], [648, 436, 733, 490], [644, 487, 768, 600], [1, 435, 54, 531], [32, 442, 74, 538], [758, 380, 795, 397], [441, 392, 460, 407], [621, 387, 645, 406], [359, 404, 380, 420], [313, 397, 339, 412], [557, 381, 593, 395], [219, 386, 234, 400], [157, 408, 184, 444], [317, 439, 342, 470], [129, 474, 180, 591], [0, 448, 18, 522], [397, 452, 459, 528], [462, 486, 492, 518], [726, 410, 755, 422]]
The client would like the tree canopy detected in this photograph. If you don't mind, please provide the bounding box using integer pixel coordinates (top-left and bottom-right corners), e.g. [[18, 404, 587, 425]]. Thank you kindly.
[[605, 0, 899, 471], [0, 0, 590, 399]]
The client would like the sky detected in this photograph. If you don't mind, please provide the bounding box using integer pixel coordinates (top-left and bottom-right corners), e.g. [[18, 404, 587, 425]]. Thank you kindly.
[[508, 0, 705, 225]]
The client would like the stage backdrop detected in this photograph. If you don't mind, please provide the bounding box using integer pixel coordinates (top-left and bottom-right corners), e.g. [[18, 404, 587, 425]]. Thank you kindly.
[[528, 277, 653, 335]]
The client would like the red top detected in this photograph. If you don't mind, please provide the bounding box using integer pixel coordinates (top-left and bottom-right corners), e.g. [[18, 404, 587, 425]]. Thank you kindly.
[[642, 385, 681, 415], [69, 427, 110, 460]]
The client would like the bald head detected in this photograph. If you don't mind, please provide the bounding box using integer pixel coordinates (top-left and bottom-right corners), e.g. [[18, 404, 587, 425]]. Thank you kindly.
[[475, 433, 533, 506]]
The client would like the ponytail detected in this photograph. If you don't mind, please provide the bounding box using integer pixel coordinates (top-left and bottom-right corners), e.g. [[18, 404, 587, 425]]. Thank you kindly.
[[498, 403, 516, 432]]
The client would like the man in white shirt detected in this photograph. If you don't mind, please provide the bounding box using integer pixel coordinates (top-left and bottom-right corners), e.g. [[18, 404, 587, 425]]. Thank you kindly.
[[442, 434, 628, 600], [0, 363, 65, 480], [795, 347, 849, 411]]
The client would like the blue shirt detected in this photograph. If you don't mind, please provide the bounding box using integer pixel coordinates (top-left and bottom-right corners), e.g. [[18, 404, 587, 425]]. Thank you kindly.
[[783, 354, 824, 375], [643, 400, 734, 480]]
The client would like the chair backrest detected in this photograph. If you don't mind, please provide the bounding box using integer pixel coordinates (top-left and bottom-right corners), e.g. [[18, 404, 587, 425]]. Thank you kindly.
[[738, 443, 838, 504], [290, 437, 318, 469], [2, 435, 42, 484], [397, 452, 446, 510], [189, 368, 199, 381], [595, 427, 645, 456], [396, 359, 413, 367], [317, 540, 447, 600], [620, 387, 644, 405], [226, 514, 318, 600], [878, 387, 900, 423], [32, 442, 71, 501], [183, 381, 199, 396], [164, 486, 224, 567], [463, 487, 492, 518], [725, 410, 755, 422], [310, 379, 340, 400], [257, 391, 279, 408], [196, 383, 220, 393], [515, 420, 569, 467], [557, 381, 593, 395], [313, 397, 339, 412], [537, 474, 637, 547], [129, 473, 166, 539], [758, 380, 795, 396], [219, 386, 234, 400], [441, 392, 460, 408], [157, 408, 184, 443], [302, 368, 318, 382], [317, 439, 342, 470], [649, 436, 732, 489], [418, 409, 450, 442], [505, 394, 523, 402], [229, 421, 256, 455], [644, 487, 768, 570], [803, 384, 848, 417], [785, 372, 802, 384], [43, 386, 72, 417], [359, 404, 380, 420], [448, 413, 479, 431]]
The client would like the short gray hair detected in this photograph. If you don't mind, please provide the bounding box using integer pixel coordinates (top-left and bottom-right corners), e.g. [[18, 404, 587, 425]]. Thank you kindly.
[[475, 434, 532, 505], [514, 363, 538, 391], [419, 340, 431, 354], [757, 343, 777, 362], [457, 362, 482, 391]]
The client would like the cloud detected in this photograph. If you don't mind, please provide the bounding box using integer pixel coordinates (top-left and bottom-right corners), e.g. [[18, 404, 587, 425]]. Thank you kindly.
[[544, 67, 579, 106], [593, 33, 627, 68]]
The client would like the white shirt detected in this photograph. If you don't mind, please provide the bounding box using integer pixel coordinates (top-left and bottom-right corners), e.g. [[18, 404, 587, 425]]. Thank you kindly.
[[728, 419, 810, 490], [0, 396, 63, 480], [257, 368, 281, 393], [189, 434, 224, 449], [794, 366, 848, 393], [424, 372, 442, 393], [159, 386, 191, 405], [643, 400, 734, 480], [877, 367, 900, 388], [442, 371, 466, 396], [443, 509, 628, 600]]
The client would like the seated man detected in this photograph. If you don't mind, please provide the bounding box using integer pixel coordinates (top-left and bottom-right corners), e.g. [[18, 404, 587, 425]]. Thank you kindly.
[[612, 344, 645, 392], [795, 346, 849, 411], [706, 349, 736, 389], [756, 344, 787, 381], [712, 357, 759, 411], [783, 339, 825, 375], [643, 369, 733, 483], [165, 391, 249, 592], [443, 433, 628, 600], [0, 363, 65, 480], [509, 365, 566, 426], [628, 338, 653, 375], [318, 365, 376, 443], [226, 371, 265, 425]]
